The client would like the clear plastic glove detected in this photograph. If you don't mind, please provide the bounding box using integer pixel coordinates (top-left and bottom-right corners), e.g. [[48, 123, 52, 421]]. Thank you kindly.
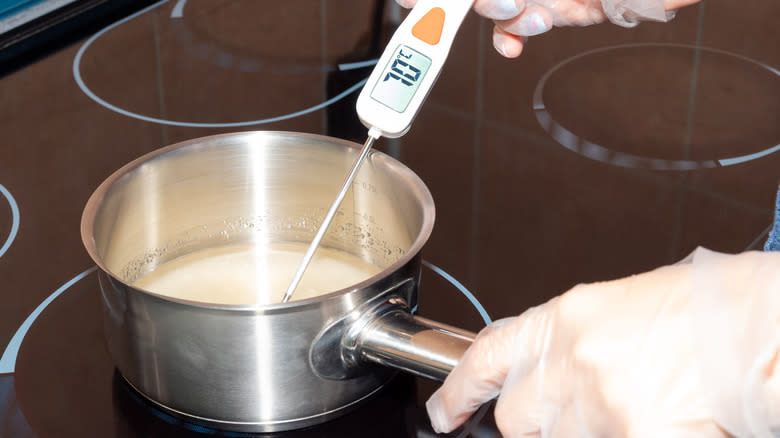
[[395, 0, 681, 57], [427, 248, 780, 437]]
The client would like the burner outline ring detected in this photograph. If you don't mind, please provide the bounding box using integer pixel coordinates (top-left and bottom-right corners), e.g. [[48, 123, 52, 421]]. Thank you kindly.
[[533, 43, 780, 170], [72, 0, 378, 128], [0, 184, 19, 261], [0, 267, 98, 374]]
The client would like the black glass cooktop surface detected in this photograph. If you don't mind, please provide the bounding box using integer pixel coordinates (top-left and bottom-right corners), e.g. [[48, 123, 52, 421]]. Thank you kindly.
[[1, 0, 777, 436]]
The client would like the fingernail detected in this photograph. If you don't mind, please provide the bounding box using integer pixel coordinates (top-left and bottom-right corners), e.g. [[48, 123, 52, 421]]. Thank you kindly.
[[426, 390, 449, 434], [516, 12, 550, 36], [492, 32, 508, 57], [482, 0, 520, 20]]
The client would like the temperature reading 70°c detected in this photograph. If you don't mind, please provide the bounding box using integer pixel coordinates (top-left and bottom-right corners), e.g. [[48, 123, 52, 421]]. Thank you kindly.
[[370, 45, 432, 113], [383, 49, 421, 86]]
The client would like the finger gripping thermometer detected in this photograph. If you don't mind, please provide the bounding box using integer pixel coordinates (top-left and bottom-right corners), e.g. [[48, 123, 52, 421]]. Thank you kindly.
[[282, 0, 474, 302]]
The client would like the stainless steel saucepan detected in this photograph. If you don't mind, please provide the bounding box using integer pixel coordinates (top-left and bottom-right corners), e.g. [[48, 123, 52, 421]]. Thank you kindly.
[[80, 131, 475, 432]]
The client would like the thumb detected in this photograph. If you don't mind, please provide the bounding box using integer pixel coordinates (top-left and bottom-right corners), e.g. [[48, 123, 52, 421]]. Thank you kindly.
[[426, 303, 555, 433]]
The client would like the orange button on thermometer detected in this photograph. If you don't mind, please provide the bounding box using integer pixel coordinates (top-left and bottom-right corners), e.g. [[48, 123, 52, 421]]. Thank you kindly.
[[412, 7, 445, 45]]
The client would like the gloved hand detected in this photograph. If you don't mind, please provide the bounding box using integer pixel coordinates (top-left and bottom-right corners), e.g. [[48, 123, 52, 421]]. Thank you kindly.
[[427, 248, 780, 437], [395, 0, 689, 57]]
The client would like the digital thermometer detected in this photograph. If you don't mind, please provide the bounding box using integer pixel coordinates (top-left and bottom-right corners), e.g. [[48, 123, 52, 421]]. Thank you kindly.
[[283, 0, 474, 302], [357, 0, 474, 138]]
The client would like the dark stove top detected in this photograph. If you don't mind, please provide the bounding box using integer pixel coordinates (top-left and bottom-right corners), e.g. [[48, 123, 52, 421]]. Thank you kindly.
[[1, 0, 777, 437]]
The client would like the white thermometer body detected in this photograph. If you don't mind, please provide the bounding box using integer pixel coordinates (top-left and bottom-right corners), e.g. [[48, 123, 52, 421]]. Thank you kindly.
[[283, 0, 474, 301], [357, 0, 474, 138]]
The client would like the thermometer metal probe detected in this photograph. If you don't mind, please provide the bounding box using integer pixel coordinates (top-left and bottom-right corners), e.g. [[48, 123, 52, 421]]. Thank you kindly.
[[282, 129, 379, 303], [282, 0, 474, 303]]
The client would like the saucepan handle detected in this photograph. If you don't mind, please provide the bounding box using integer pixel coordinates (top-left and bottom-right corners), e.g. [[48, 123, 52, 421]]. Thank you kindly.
[[355, 308, 476, 381]]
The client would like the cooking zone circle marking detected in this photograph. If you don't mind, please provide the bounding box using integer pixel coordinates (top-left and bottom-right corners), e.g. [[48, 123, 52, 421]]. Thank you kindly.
[[534, 43, 780, 170], [168, 0, 378, 74], [423, 260, 490, 325], [0, 184, 20, 261], [0, 267, 98, 374], [72, 0, 378, 128]]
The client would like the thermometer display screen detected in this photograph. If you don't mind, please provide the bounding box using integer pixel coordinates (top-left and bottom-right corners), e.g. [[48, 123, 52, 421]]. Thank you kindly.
[[370, 45, 432, 113]]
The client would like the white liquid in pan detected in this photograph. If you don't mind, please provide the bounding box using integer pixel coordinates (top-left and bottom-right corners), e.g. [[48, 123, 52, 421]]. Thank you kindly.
[[133, 242, 381, 305]]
